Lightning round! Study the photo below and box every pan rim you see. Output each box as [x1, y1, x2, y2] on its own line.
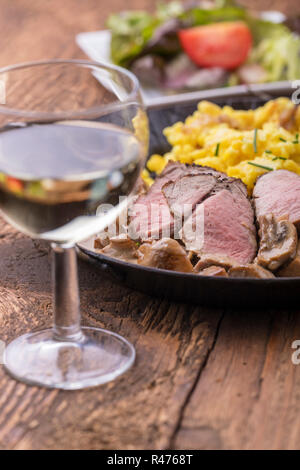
[77, 243, 300, 284]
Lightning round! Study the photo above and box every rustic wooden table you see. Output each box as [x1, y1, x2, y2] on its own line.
[0, 0, 300, 450]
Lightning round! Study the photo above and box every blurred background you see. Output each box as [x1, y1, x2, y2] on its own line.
[0, 0, 299, 66]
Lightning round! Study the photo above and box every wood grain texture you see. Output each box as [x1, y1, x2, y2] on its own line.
[0, 219, 224, 449]
[0, 0, 299, 451]
[173, 309, 300, 450]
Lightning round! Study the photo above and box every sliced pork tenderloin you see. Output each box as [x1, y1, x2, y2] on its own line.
[162, 173, 216, 218]
[128, 162, 185, 240]
[129, 161, 209, 240]
[129, 162, 249, 241]
[130, 162, 256, 265]
[253, 170, 300, 233]
[180, 188, 257, 264]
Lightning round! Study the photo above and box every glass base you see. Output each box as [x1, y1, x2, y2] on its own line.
[3, 327, 135, 390]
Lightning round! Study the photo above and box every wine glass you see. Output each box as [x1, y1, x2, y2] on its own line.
[0, 59, 149, 389]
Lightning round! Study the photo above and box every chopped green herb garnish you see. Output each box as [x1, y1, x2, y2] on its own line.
[265, 150, 272, 154]
[279, 137, 287, 142]
[248, 162, 273, 171]
[293, 133, 299, 144]
[253, 129, 258, 153]
[272, 156, 287, 161]
[214, 142, 220, 157]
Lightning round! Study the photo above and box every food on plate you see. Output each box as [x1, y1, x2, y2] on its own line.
[255, 214, 297, 271]
[180, 187, 256, 263]
[130, 161, 222, 240]
[96, 163, 300, 278]
[228, 264, 275, 279]
[162, 172, 216, 218]
[131, 161, 257, 266]
[253, 170, 300, 232]
[194, 254, 239, 272]
[107, 1, 300, 90]
[137, 238, 194, 272]
[129, 161, 188, 240]
[100, 234, 139, 263]
[145, 98, 300, 192]
[95, 98, 300, 278]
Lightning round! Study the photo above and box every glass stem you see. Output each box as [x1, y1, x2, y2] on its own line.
[51, 243, 83, 341]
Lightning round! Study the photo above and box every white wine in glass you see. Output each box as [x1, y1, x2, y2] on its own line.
[0, 59, 149, 389]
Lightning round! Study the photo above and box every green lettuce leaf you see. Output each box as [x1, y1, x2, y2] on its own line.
[107, 0, 300, 83]
[181, 5, 246, 27]
[107, 11, 159, 66]
[248, 19, 300, 81]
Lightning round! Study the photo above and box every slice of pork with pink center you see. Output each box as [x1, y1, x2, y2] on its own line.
[180, 189, 257, 264]
[128, 162, 185, 240]
[253, 170, 300, 232]
[162, 173, 216, 238]
[162, 173, 216, 217]
[129, 162, 217, 240]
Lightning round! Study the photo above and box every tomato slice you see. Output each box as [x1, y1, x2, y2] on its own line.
[178, 21, 252, 70]
[6, 176, 23, 193]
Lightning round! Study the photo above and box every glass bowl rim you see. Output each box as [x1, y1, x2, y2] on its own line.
[0, 58, 142, 120]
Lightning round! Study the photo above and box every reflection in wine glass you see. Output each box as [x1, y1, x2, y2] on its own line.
[0, 59, 149, 389]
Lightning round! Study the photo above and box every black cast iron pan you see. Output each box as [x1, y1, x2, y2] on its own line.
[78, 82, 300, 307]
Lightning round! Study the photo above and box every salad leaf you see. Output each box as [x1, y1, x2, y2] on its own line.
[143, 18, 182, 58]
[107, 0, 300, 85]
[181, 6, 246, 27]
[156, 1, 184, 22]
[107, 11, 159, 66]
[248, 19, 300, 81]
[107, 1, 244, 66]
[131, 55, 166, 87]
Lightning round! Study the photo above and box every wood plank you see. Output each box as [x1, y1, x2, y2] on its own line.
[173, 308, 300, 450]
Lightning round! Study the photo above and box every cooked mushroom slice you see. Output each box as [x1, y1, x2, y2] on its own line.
[279, 105, 297, 131]
[198, 266, 228, 277]
[137, 238, 194, 273]
[256, 214, 297, 271]
[194, 254, 238, 272]
[278, 243, 300, 277]
[229, 264, 275, 279]
[94, 233, 110, 250]
[101, 234, 139, 263]
[188, 251, 199, 266]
